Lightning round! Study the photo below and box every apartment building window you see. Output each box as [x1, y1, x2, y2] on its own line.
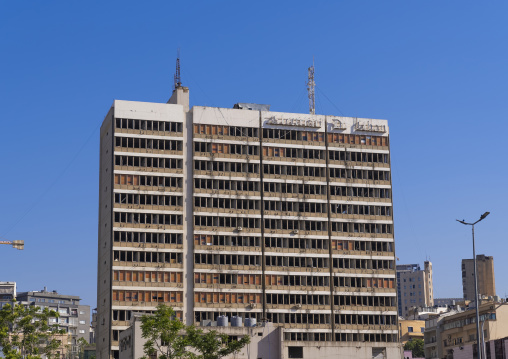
[408, 327, 413, 332]
[116, 118, 182, 133]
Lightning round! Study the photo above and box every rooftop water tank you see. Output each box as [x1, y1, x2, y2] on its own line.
[217, 316, 229, 327]
[231, 316, 242, 327]
[245, 317, 257, 327]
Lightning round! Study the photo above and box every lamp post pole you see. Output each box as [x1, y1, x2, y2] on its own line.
[471, 223, 482, 359]
[457, 212, 490, 359]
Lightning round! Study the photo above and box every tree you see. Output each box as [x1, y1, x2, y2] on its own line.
[140, 304, 188, 359]
[404, 338, 424, 358]
[0, 302, 66, 359]
[140, 305, 251, 359]
[186, 325, 250, 359]
[76, 337, 89, 359]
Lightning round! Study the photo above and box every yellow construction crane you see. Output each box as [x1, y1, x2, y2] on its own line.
[0, 239, 24, 250]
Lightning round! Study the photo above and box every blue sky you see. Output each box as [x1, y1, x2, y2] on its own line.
[1, 1, 507, 309]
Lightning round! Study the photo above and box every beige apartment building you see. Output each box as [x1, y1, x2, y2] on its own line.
[462, 254, 496, 301]
[97, 85, 399, 359]
[424, 301, 508, 359]
[396, 261, 434, 318]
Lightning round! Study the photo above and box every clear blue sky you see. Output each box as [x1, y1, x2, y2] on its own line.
[1, 1, 507, 309]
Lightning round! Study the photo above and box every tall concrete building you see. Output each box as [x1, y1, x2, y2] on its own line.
[462, 254, 495, 301]
[396, 261, 434, 318]
[97, 84, 399, 359]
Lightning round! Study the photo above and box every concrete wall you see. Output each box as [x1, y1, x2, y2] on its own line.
[97, 106, 114, 359]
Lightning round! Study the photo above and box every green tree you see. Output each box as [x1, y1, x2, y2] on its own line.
[0, 302, 66, 359]
[404, 338, 424, 358]
[186, 325, 250, 359]
[76, 337, 89, 359]
[140, 304, 188, 359]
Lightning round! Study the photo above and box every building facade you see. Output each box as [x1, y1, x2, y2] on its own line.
[425, 301, 508, 359]
[434, 298, 464, 307]
[0, 281, 16, 308]
[97, 86, 399, 359]
[398, 319, 425, 344]
[396, 261, 434, 318]
[462, 254, 496, 301]
[17, 288, 91, 356]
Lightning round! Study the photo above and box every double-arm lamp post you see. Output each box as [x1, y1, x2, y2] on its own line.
[456, 211, 490, 359]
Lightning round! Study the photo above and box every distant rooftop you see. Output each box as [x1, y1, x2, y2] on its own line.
[17, 287, 81, 301]
[396, 264, 421, 272]
[233, 103, 271, 111]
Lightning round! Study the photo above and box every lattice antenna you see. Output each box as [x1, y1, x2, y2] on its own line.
[307, 57, 315, 115]
[174, 49, 182, 89]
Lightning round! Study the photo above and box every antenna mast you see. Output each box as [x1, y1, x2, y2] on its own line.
[174, 49, 182, 89]
[307, 58, 315, 115]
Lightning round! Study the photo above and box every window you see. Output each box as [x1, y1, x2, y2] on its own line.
[79, 320, 86, 325]
[421, 327, 425, 333]
[407, 327, 413, 332]
[288, 346, 303, 358]
[79, 330, 85, 334]
[79, 311, 85, 315]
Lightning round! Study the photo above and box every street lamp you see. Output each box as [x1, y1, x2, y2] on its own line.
[456, 211, 490, 359]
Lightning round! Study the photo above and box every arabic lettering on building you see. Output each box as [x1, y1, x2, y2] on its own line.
[265, 117, 322, 128]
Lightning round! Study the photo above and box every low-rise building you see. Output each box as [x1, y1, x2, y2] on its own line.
[399, 319, 425, 344]
[0, 281, 16, 308]
[424, 308, 463, 359]
[119, 313, 401, 359]
[17, 288, 91, 357]
[424, 300, 508, 359]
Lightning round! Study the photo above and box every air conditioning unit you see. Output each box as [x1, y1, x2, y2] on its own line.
[250, 303, 257, 308]
[237, 227, 243, 232]
[295, 304, 302, 309]
[293, 229, 299, 234]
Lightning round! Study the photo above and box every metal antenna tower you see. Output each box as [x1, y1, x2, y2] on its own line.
[174, 49, 182, 89]
[307, 58, 315, 114]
